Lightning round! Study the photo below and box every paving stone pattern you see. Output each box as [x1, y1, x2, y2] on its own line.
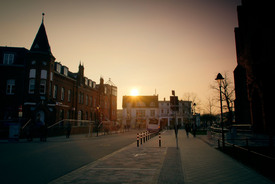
[50, 130, 273, 184]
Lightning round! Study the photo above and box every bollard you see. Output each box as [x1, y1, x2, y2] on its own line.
[137, 133, 139, 147]
[140, 132, 143, 145]
[143, 132, 145, 143]
[159, 132, 161, 147]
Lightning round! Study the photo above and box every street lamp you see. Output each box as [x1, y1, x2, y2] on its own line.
[215, 73, 225, 148]
[193, 103, 196, 115]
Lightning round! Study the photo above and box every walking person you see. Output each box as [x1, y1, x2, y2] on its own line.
[192, 123, 197, 137]
[36, 114, 47, 142]
[66, 122, 72, 138]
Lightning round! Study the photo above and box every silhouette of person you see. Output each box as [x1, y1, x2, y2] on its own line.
[185, 123, 191, 138]
[66, 122, 72, 138]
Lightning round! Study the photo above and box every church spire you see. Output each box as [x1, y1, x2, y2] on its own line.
[30, 13, 53, 55]
[42, 13, 45, 23]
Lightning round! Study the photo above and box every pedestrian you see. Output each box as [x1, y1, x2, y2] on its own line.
[66, 122, 72, 138]
[36, 114, 47, 142]
[192, 123, 197, 137]
[185, 123, 191, 138]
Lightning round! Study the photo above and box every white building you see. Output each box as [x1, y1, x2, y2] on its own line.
[122, 95, 192, 129]
[159, 98, 192, 128]
[122, 95, 159, 128]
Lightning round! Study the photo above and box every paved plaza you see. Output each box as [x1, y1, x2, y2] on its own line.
[49, 130, 273, 184]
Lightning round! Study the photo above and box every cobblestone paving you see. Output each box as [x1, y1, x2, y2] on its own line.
[49, 144, 167, 184]
[50, 130, 274, 184]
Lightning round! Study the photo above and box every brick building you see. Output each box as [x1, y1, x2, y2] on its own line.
[0, 15, 117, 135]
[234, 0, 274, 134]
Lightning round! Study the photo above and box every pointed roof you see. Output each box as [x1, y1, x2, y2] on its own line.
[30, 13, 52, 55]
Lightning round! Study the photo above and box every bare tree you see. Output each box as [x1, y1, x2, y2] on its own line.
[183, 92, 201, 114]
[204, 96, 217, 115]
[210, 72, 235, 124]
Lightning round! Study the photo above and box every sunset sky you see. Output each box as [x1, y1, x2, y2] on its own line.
[0, 0, 241, 111]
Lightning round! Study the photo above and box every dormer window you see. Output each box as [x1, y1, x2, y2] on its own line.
[63, 67, 68, 76]
[85, 78, 88, 86]
[88, 80, 92, 87]
[56, 63, 61, 73]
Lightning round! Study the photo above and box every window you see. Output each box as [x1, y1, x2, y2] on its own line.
[85, 78, 88, 86]
[53, 85, 58, 99]
[150, 110, 155, 117]
[56, 63, 61, 73]
[61, 87, 65, 101]
[79, 92, 84, 104]
[29, 79, 35, 94]
[3, 54, 14, 64]
[68, 89, 71, 102]
[63, 67, 68, 76]
[29, 69, 36, 78]
[6, 79, 15, 94]
[136, 110, 145, 117]
[39, 80, 46, 94]
[136, 101, 145, 107]
[86, 94, 88, 105]
[41, 70, 47, 79]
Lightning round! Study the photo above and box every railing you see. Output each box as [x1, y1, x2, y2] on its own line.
[217, 138, 275, 161]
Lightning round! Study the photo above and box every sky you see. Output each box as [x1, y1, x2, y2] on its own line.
[0, 0, 241, 111]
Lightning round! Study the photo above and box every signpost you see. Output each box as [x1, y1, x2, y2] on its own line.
[170, 90, 179, 149]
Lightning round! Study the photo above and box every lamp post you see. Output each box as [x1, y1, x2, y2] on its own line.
[215, 73, 225, 148]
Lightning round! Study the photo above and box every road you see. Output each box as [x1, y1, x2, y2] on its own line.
[0, 131, 138, 184]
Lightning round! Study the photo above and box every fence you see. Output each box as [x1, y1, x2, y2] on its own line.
[209, 129, 275, 161]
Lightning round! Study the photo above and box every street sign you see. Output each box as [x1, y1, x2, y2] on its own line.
[170, 96, 179, 112]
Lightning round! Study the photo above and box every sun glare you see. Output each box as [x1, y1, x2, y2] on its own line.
[130, 89, 139, 96]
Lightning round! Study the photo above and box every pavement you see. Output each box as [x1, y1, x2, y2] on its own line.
[49, 130, 274, 184]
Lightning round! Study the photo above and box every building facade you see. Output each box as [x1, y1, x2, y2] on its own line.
[159, 98, 192, 128]
[234, 0, 274, 134]
[122, 96, 159, 129]
[0, 16, 117, 134]
[122, 96, 192, 129]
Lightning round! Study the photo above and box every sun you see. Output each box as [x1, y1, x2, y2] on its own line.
[130, 88, 139, 96]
